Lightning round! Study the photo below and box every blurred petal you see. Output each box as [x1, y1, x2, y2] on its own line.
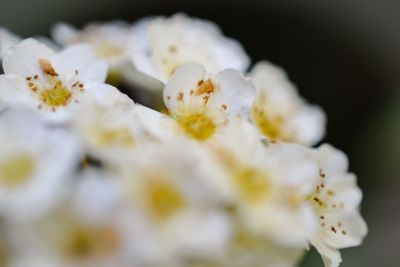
[51, 44, 108, 83]
[3, 38, 55, 78]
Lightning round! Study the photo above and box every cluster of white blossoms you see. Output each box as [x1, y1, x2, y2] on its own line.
[0, 13, 367, 267]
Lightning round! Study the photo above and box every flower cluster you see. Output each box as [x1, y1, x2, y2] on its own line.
[0, 13, 367, 267]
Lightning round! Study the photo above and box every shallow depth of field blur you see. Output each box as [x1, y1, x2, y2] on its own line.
[1, 0, 399, 266]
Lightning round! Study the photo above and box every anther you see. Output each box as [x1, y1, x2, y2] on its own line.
[177, 92, 184, 101]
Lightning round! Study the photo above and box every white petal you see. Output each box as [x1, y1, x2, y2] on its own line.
[250, 61, 300, 111]
[0, 74, 38, 109]
[0, 27, 22, 59]
[51, 22, 79, 45]
[287, 105, 326, 145]
[33, 36, 60, 51]
[131, 13, 250, 83]
[53, 22, 132, 70]
[163, 63, 206, 112]
[51, 44, 108, 83]
[326, 173, 363, 210]
[323, 211, 368, 249]
[316, 144, 349, 175]
[265, 142, 319, 195]
[134, 104, 175, 140]
[310, 235, 342, 267]
[210, 68, 256, 116]
[129, 17, 160, 79]
[250, 203, 316, 247]
[0, 109, 81, 222]
[2, 38, 55, 77]
[76, 81, 130, 107]
[250, 60, 326, 145]
[167, 210, 231, 258]
[38, 82, 125, 124]
[72, 169, 122, 223]
[79, 58, 108, 83]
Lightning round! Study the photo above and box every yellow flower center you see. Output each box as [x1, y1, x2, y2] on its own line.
[234, 167, 271, 203]
[41, 81, 72, 107]
[177, 113, 217, 140]
[234, 229, 260, 248]
[97, 127, 135, 147]
[147, 180, 185, 220]
[283, 188, 303, 209]
[252, 106, 284, 141]
[0, 155, 35, 187]
[95, 43, 125, 59]
[64, 226, 120, 261]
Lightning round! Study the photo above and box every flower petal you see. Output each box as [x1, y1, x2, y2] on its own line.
[131, 13, 250, 83]
[325, 173, 363, 211]
[163, 63, 206, 112]
[310, 235, 342, 267]
[0, 74, 37, 109]
[0, 109, 81, 222]
[0, 27, 22, 59]
[134, 104, 175, 140]
[51, 44, 108, 83]
[51, 22, 79, 45]
[2, 38, 55, 78]
[323, 211, 368, 249]
[250, 61, 326, 145]
[210, 69, 256, 116]
[287, 105, 326, 146]
[316, 144, 349, 175]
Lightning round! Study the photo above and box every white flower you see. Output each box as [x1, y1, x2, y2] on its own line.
[163, 63, 256, 141]
[0, 109, 81, 223]
[307, 144, 368, 267]
[216, 228, 305, 267]
[209, 120, 319, 248]
[250, 61, 326, 145]
[131, 13, 250, 83]
[70, 90, 136, 159]
[70, 91, 175, 163]
[0, 38, 109, 123]
[6, 169, 132, 267]
[52, 21, 133, 78]
[0, 27, 21, 60]
[116, 140, 232, 266]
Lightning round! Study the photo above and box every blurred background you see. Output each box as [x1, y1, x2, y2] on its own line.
[1, 0, 399, 266]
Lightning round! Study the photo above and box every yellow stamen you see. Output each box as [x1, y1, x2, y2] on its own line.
[195, 79, 215, 96]
[97, 127, 135, 147]
[177, 113, 217, 140]
[234, 167, 271, 203]
[147, 180, 185, 220]
[41, 82, 72, 107]
[252, 106, 284, 141]
[234, 230, 259, 248]
[0, 155, 34, 187]
[39, 59, 58, 76]
[64, 226, 120, 260]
